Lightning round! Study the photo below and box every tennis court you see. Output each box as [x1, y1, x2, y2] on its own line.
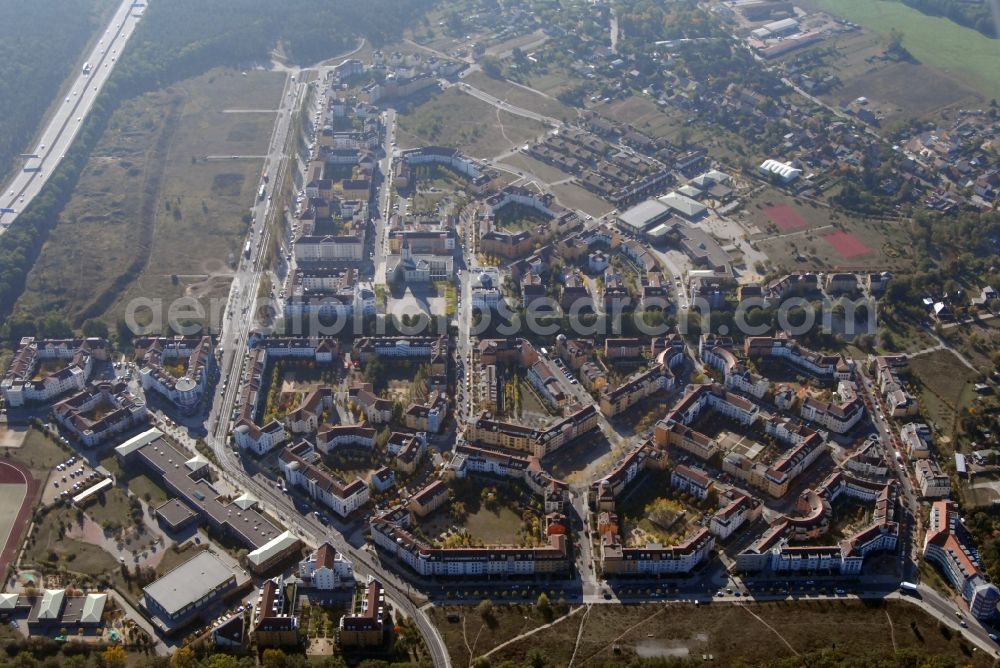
[763, 203, 808, 232]
[823, 230, 873, 259]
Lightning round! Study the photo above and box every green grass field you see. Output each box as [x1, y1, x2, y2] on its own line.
[9, 427, 71, 477]
[155, 542, 209, 576]
[0, 482, 27, 570]
[498, 152, 574, 185]
[25, 506, 120, 579]
[550, 182, 615, 218]
[85, 486, 134, 529]
[124, 473, 170, 505]
[463, 505, 524, 545]
[812, 0, 1000, 100]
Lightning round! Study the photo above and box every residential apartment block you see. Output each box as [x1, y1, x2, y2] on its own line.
[924, 501, 1000, 620]
[915, 459, 951, 498]
[298, 542, 354, 590]
[279, 442, 370, 517]
[135, 336, 213, 414]
[53, 381, 147, 447]
[2, 337, 109, 407]
[467, 405, 600, 459]
[371, 506, 570, 578]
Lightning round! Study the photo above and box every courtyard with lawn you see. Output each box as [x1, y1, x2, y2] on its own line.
[414, 478, 548, 550]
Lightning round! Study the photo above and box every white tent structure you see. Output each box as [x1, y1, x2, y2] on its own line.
[759, 159, 802, 183]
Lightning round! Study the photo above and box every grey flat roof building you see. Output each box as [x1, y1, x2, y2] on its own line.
[142, 551, 237, 629]
[617, 199, 672, 232]
[117, 429, 284, 549]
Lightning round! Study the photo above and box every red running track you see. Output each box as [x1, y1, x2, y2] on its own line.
[0, 459, 37, 580]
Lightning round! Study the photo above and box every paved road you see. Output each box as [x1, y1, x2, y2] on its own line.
[0, 0, 144, 231]
[373, 108, 397, 284]
[449, 80, 559, 128]
[199, 76, 454, 667]
[208, 67, 303, 447]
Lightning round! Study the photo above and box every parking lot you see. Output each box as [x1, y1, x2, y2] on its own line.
[40, 453, 103, 505]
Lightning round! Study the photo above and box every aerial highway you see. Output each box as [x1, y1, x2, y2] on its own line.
[0, 0, 145, 231]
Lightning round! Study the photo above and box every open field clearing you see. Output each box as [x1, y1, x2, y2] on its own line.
[462, 71, 575, 121]
[498, 152, 575, 185]
[909, 349, 978, 446]
[521, 68, 589, 100]
[397, 87, 548, 159]
[15, 68, 284, 329]
[801, 26, 984, 124]
[810, 0, 1000, 101]
[433, 599, 992, 667]
[10, 426, 72, 476]
[551, 183, 615, 218]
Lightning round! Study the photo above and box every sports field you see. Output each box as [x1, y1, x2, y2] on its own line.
[763, 204, 808, 233]
[823, 230, 873, 259]
[0, 461, 34, 578]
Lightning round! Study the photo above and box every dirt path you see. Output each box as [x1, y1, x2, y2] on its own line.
[739, 604, 799, 656]
[477, 605, 585, 661]
[577, 605, 669, 667]
[468, 624, 484, 664]
[460, 616, 472, 664]
[885, 608, 897, 653]
[495, 106, 512, 147]
[566, 604, 592, 668]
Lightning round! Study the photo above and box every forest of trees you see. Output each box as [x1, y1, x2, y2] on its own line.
[0, 0, 435, 335]
[900, 0, 999, 38]
[611, 0, 719, 49]
[0, 0, 114, 185]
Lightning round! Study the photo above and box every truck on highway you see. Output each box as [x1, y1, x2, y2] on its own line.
[262, 170, 269, 183]
[244, 241, 252, 259]
[83, 62, 92, 75]
[258, 184, 266, 201]
[899, 582, 919, 594]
